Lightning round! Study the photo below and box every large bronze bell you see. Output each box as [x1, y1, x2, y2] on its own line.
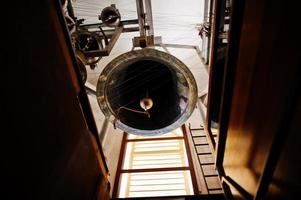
[96, 48, 197, 136]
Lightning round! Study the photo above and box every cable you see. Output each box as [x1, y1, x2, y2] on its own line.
[113, 106, 150, 129]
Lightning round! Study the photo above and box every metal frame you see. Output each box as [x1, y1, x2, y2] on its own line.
[77, 19, 140, 58]
[83, 26, 123, 57]
[79, 19, 139, 31]
[69, 2, 142, 62]
[71, 0, 155, 61]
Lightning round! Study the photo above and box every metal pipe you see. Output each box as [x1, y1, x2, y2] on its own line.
[144, 0, 154, 35]
[136, 0, 146, 36]
[79, 19, 139, 29]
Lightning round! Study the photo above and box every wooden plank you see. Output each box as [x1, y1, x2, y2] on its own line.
[202, 165, 218, 176]
[194, 137, 208, 145]
[182, 125, 200, 194]
[121, 167, 190, 173]
[206, 177, 222, 190]
[196, 145, 211, 154]
[191, 130, 206, 137]
[199, 154, 215, 164]
[127, 136, 184, 142]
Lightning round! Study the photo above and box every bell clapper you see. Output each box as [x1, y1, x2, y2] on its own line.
[139, 98, 153, 118]
[139, 90, 153, 117]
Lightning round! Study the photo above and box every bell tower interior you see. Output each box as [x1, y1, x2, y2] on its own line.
[1, 0, 301, 200]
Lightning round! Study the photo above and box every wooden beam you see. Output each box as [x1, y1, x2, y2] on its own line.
[182, 125, 200, 195]
[120, 167, 190, 173]
[112, 133, 128, 198]
[127, 136, 184, 142]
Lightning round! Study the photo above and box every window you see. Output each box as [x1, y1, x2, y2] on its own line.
[113, 125, 198, 198]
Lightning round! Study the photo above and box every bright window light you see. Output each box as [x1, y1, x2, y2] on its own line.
[117, 128, 195, 198]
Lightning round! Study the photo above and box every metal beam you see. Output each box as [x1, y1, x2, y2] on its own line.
[136, 0, 146, 36]
[123, 27, 140, 33]
[79, 19, 139, 29]
[85, 81, 96, 95]
[160, 43, 200, 49]
[144, 0, 154, 35]
[90, 27, 140, 39]
[158, 43, 204, 67]
[157, 43, 171, 54]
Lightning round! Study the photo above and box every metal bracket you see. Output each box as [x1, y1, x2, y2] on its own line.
[83, 26, 123, 57]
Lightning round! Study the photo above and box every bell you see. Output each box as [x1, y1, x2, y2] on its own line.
[96, 48, 197, 136]
[76, 31, 102, 66]
[99, 4, 121, 27]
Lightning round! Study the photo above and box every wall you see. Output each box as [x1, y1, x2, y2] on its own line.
[87, 89, 124, 197]
[213, 0, 301, 198]
[265, 96, 301, 199]
[1, 1, 109, 199]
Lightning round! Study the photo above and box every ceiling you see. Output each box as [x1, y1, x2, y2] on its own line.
[73, 0, 208, 96]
